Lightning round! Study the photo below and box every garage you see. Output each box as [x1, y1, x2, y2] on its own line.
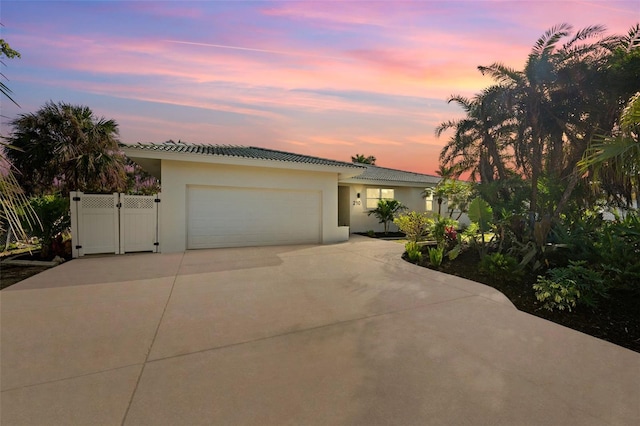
[187, 185, 322, 249]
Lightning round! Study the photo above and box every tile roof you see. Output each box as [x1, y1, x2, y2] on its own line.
[124, 142, 364, 169]
[348, 164, 440, 184]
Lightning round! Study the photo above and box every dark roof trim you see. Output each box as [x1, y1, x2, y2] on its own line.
[122, 142, 364, 169]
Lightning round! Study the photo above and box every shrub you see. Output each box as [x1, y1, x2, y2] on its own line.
[405, 241, 423, 264]
[544, 261, 607, 308]
[432, 217, 458, 246]
[394, 212, 433, 243]
[595, 214, 640, 293]
[22, 194, 70, 258]
[428, 246, 444, 267]
[533, 276, 581, 312]
[479, 252, 522, 282]
[367, 229, 375, 237]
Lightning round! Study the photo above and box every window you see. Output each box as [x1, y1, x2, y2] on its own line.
[366, 188, 394, 209]
[424, 190, 434, 211]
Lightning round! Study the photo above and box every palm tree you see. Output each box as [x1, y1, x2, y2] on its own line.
[477, 24, 636, 223]
[5, 101, 127, 195]
[436, 86, 515, 183]
[351, 154, 376, 165]
[367, 199, 406, 234]
[0, 37, 39, 243]
[580, 92, 640, 207]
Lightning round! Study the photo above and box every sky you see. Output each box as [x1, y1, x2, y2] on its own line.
[1, 1, 638, 175]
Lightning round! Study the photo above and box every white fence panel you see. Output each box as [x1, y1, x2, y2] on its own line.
[120, 194, 159, 254]
[71, 192, 160, 258]
[71, 192, 119, 257]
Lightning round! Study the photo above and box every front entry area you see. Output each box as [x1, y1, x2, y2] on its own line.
[186, 185, 322, 249]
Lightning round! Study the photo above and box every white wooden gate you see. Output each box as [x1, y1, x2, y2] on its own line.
[70, 192, 160, 258]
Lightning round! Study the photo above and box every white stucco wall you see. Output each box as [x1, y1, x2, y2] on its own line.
[160, 160, 346, 252]
[346, 184, 431, 233]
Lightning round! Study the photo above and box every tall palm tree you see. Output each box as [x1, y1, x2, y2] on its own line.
[477, 24, 635, 222]
[436, 86, 515, 184]
[5, 101, 127, 195]
[580, 91, 640, 207]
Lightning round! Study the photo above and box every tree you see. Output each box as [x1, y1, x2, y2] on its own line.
[580, 91, 640, 207]
[0, 36, 39, 244]
[1, 36, 21, 106]
[351, 154, 376, 165]
[436, 86, 515, 183]
[367, 199, 406, 234]
[5, 101, 127, 195]
[440, 24, 640, 227]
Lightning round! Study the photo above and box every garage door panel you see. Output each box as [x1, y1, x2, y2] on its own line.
[187, 186, 321, 249]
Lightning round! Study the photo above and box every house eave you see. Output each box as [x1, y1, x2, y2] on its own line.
[122, 146, 365, 178]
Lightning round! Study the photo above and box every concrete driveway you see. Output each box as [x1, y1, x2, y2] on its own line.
[1, 235, 638, 425]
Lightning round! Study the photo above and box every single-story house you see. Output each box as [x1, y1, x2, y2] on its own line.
[122, 141, 444, 253]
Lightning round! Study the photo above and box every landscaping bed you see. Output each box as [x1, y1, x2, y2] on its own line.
[404, 248, 640, 354]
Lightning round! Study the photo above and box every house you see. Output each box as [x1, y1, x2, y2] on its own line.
[121, 142, 442, 252]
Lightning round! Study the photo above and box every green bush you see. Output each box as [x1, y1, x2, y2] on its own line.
[595, 214, 640, 292]
[479, 252, 522, 282]
[533, 276, 581, 312]
[367, 199, 407, 235]
[428, 246, 444, 267]
[432, 217, 458, 246]
[394, 211, 433, 243]
[23, 194, 70, 258]
[405, 241, 423, 264]
[544, 261, 607, 308]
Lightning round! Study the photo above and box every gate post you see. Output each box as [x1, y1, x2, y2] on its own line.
[70, 191, 83, 258]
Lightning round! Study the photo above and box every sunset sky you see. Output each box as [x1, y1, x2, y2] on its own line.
[1, 1, 638, 175]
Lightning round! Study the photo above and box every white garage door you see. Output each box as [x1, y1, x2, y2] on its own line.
[187, 186, 322, 249]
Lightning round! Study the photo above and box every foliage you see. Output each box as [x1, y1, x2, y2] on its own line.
[367, 199, 406, 235]
[405, 241, 423, 264]
[23, 194, 70, 258]
[533, 276, 581, 312]
[1, 36, 21, 106]
[580, 91, 640, 206]
[479, 252, 522, 282]
[438, 24, 640, 224]
[351, 154, 376, 165]
[5, 101, 127, 195]
[432, 217, 458, 246]
[543, 261, 607, 308]
[428, 245, 444, 268]
[467, 197, 494, 257]
[595, 213, 640, 292]
[394, 211, 433, 243]
[367, 229, 375, 237]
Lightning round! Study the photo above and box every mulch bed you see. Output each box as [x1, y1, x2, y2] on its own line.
[408, 248, 640, 353]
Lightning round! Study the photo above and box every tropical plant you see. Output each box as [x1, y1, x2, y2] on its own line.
[23, 194, 71, 258]
[1, 36, 21, 106]
[367, 199, 406, 235]
[393, 211, 433, 243]
[533, 276, 581, 312]
[404, 241, 423, 264]
[467, 197, 494, 257]
[5, 101, 127, 195]
[580, 91, 640, 207]
[542, 261, 607, 308]
[436, 87, 515, 183]
[479, 252, 522, 282]
[427, 245, 444, 268]
[0, 36, 40, 244]
[351, 154, 376, 165]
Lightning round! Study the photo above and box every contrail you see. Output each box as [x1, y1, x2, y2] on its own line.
[163, 40, 348, 61]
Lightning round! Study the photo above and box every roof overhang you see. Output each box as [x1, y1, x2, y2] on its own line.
[338, 178, 439, 188]
[122, 145, 365, 180]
